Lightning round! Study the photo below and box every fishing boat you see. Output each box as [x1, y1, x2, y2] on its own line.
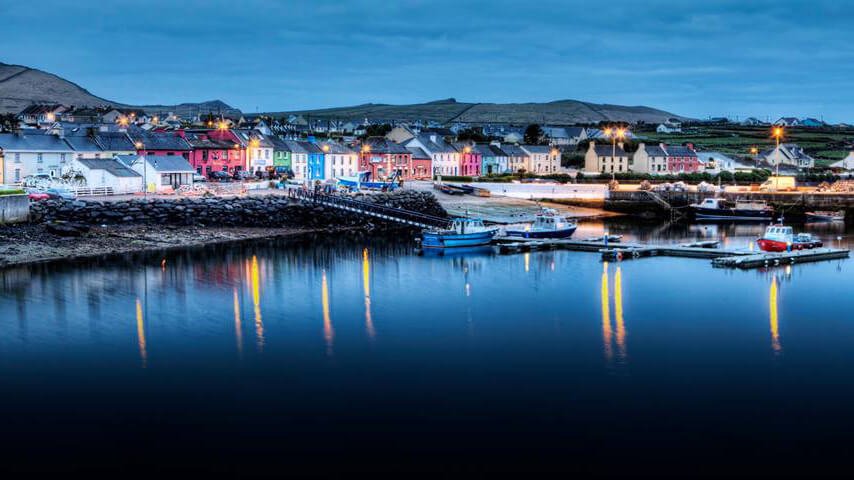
[337, 171, 399, 191]
[757, 224, 823, 252]
[451, 184, 475, 194]
[805, 210, 845, 222]
[463, 185, 492, 197]
[505, 208, 578, 239]
[420, 218, 499, 248]
[689, 197, 774, 220]
[434, 183, 465, 195]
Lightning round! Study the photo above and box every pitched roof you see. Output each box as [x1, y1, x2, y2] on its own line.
[520, 145, 551, 154]
[282, 140, 309, 154]
[76, 158, 141, 177]
[0, 132, 74, 152]
[643, 145, 666, 156]
[127, 128, 192, 151]
[593, 145, 627, 157]
[500, 144, 529, 157]
[363, 137, 410, 154]
[413, 133, 455, 153]
[115, 154, 194, 172]
[661, 145, 697, 158]
[406, 146, 431, 160]
[318, 141, 355, 154]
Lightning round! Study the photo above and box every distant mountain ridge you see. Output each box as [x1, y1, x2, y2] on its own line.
[0, 62, 241, 117]
[266, 97, 690, 125]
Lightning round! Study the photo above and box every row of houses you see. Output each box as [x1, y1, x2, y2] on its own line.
[584, 141, 816, 175]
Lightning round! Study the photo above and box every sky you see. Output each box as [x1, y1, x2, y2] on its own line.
[1, 0, 853, 122]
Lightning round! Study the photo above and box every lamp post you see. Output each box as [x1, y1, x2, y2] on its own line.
[772, 126, 784, 178]
[135, 141, 147, 197]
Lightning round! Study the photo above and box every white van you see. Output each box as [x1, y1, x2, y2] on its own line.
[760, 176, 797, 192]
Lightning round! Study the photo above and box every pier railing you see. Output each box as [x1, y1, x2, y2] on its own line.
[288, 188, 452, 229]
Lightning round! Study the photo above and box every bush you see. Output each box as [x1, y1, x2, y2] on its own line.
[0, 188, 25, 196]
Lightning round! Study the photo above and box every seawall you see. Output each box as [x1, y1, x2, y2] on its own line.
[606, 191, 854, 217]
[0, 194, 29, 224]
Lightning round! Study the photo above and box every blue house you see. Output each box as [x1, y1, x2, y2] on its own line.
[474, 143, 509, 175]
[299, 141, 326, 180]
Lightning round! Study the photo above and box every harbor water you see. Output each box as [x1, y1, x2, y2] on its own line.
[1, 220, 853, 475]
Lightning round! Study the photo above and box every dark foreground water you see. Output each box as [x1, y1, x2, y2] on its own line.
[2, 220, 854, 476]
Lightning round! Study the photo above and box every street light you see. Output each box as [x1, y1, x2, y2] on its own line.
[772, 126, 784, 177]
[135, 141, 148, 197]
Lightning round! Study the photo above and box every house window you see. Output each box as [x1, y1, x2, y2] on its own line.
[37, 153, 43, 163]
[60, 153, 66, 162]
[14, 153, 20, 163]
[14, 169, 20, 182]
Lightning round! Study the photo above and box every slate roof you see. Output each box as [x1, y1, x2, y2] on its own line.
[413, 133, 455, 153]
[183, 131, 235, 149]
[520, 145, 552, 154]
[0, 132, 74, 152]
[115, 154, 194, 172]
[643, 145, 666, 157]
[297, 141, 324, 154]
[127, 128, 192, 151]
[76, 158, 141, 177]
[318, 141, 355, 155]
[283, 140, 309, 154]
[406, 146, 431, 160]
[363, 137, 410, 154]
[663, 145, 698, 158]
[593, 145, 627, 157]
[500, 144, 529, 157]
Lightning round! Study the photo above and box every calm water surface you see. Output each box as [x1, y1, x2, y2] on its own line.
[2, 220, 854, 475]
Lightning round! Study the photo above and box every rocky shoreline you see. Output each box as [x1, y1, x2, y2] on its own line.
[1, 191, 446, 268]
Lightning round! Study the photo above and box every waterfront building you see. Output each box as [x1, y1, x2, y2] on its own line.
[182, 130, 244, 177]
[405, 146, 432, 179]
[233, 130, 274, 175]
[760, 143, 815, 169]
[359, 137, 413, 180]
[452, 142, 482, 177]
[584, 141, 629, 175]
[542, 126, 587, 146]
[632, 143, 668, 174]
[318, 141, 358, 179]
[116, 154, 195, 192]
[500, 144, 531, 173]
[72, 157, 142, 193]
[829, 152, 854, 173]
[128, 129, 192, 159]
[0, 131, 75, 183]
[521, 145, 559, 174]
[299, 141, 326, 180]
[404, 134, 457, 177]
[268, 135, 292, 176]
[475, 143, 509, 175]
[284, 140, 309, 181]
[662, 144, 700, 173]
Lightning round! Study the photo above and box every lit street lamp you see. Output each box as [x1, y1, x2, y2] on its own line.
[603, 127, 627, 180]
[772, 126, 784, 178]
[135, 141, 148, 197]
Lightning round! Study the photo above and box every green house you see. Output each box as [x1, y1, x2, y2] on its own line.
[268, 135, 292, 174]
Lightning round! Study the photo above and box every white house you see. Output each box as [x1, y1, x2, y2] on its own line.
[73, 157, 142, 193]
[761, 143, 815, 169]
[632, 143, 668, 174]
[656, 123, 682, 134]
[542, 126, 588, 146]
[829, 152, 854, 172]
[696, 151, 755, 173]
[405, 134, 458, 177]
[520, 145, 560, 174]
[319, 141, 358, 179]
[284, 140, 309, 181]
[234, 130, 274, 174]
[116, 154, 194, 192]
[0, 131, 75, 184]
[774, 117, 801, 127]
[584, 141, 629, 175]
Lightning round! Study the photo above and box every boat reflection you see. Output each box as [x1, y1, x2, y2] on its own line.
[363, 248, 375, 340]
[600, 263, 627, 363]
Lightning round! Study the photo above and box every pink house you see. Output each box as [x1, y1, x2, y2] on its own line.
[181, 130, 246, 177]
[453, 142, 482, 176]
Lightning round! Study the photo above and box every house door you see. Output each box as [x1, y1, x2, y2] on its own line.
[487, 165, 493, 175]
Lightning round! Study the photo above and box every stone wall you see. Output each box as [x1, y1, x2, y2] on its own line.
[0, 194, 29, 224]
[29, 191, 447, 230]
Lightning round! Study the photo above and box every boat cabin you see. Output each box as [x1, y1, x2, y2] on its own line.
[764, 225, 793, 242]
[449, 218, 490, 234]
[533, 212, 575, 231]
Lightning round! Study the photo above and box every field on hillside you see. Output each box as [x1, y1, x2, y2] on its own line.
[638, 125, 854, 167]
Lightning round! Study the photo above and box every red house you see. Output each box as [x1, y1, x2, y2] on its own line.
[359, 137, 413, 180]
[662, 143, 700, 173]
[405, 146, 432, 179]
[182, 130, 246, 177]
[453, 142, 482, 176]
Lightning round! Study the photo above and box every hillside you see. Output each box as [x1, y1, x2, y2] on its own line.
[0, 62, 241, 116]
[267, 98, 688, 125]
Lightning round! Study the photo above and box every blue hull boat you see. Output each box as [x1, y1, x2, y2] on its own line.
[421, 230, 497, 248]
[505, 225, 577, 239]
[421, 217, 498, 249]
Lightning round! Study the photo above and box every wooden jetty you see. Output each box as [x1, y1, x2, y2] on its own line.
[492, 236, 849, 269]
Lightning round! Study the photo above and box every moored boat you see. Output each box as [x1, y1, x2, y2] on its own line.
[505, 208, 578, 239]
[421, 218, 498, 248]
[757, 224, 823, 252]
[806, 210, 845, 222]
[434, 183, 465, 195]
[689, 198, 774, 221]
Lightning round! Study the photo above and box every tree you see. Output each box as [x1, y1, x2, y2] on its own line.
[0, 113, 20, 132]
[456, 128, 488, 142]
[524, 124, 545, 145]
[363, 123, 392, 138]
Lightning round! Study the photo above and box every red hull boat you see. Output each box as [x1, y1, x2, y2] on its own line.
[757, 225, 823, 252]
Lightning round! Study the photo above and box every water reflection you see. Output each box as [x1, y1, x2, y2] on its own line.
[600, 263, 627, 364]
[233, 287, 243, 357]
[322, 269, 334, 356]
[601, 263, 612, 361]
[251, 255, 264, 353]
[770, 276, 781, 354]
[363, 249, 375, 340]
[135, 298, 147, 368]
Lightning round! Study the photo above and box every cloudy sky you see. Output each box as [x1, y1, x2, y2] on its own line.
[1, 0, 852, 121]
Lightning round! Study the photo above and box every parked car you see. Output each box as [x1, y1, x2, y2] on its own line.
[209, 171, 232, 182]
[233, 170, 253, 181]
[45, 187, 76, 200]
[26, 188, 50, 201]
[192, 173, 207, 183]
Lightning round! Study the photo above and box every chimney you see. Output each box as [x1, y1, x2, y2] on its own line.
[686, 143, 694, 151]
[617, 141, 624, 151]
[587, 141, 595, 151]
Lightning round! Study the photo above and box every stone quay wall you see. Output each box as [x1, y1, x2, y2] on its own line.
[29, 191, 447, 230]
